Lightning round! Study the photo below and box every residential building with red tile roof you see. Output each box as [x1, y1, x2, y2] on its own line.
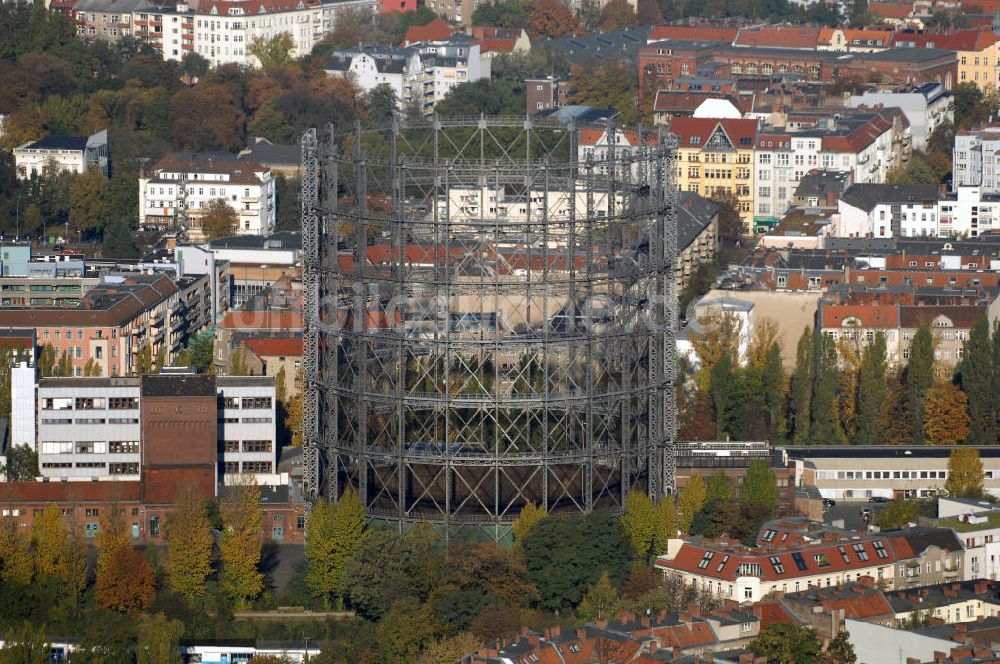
[892, 30, 1000, 90]
[655, 525, 965, 605]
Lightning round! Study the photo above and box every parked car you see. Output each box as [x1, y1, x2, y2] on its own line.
[822, 498, 836, 508]
[869, 496, 891, 504]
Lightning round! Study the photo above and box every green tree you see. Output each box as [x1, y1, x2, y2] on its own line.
[750, 623, 823, 664]
[56, 349, 73, 377]
[416, 634, 480, 664]
[709, 353, 735, 439]
[961, 316, 994, 446]
[992, 321, 1000, 443]
[307, 489, 365, 609]
[677, 475, 706, 534]
[512, 502, 546, 547]
[820, 629, 857, 664]
[907, 325, 935, 445]
[69, 168, 112, 237]
[652, 495, 677, 556]
[365, 83, 398, 124]
[376, 596, 440, 664]
[137, 613, 183, 664]
[134, 345, 153, 375]
[876, 500, 920, 530]
[569, 60, 641, 123]
[0, 624, 49, 664]
[166, 488, 214, 603]
[855, 332, 887, 445]
[103, 218, 140, 259]
[762, 341, 785, 441]
[94, 503, 130, 582]
[706, 471, 734, 503]
[810, 333, 847, 444]
[249, 32, 295, 69]
[521, 510, 628, 612]
[472, 0, 531, 27]
[620, 491, 657, 561]
[577, 570, 619, 621]
[5, 444, 38, 481]
[945, 447, 984, 498]
[37, 344, 56, 378]
[740, 458, 778, 512]
[788, 327, 814, 443]
[219, 478, 264, 609]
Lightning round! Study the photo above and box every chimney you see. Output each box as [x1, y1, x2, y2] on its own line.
[658, 609, 668, 622]
[858, 575, 876, 589]
[641, 616, 651, 628]
[577, 628, 587, 640]
[595, 619, 608, 630]
[687, 602, 702, 617]
[673, 646, 682, 659]
[933, 651, 947, 663]
[974, 580, 988, 595]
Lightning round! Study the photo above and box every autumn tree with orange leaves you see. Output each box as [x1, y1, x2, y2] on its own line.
[527, 0, 578, 38]
[95, 545, 156, 614]
[923, 381, 971, 446]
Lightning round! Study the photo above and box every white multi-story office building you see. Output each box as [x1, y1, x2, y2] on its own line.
[953, 126, 1000, 193]
[13, 130, 109, 180]
[139, 153, 276, 238]
[25, 373, 278, 485]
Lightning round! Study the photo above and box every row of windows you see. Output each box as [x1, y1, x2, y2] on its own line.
[816, 469, 949, 480]
[41, 441, 140, 455]
[222, 440, 273, 453]
[223, 461, 273, 473]
[220, 397, 274, 410]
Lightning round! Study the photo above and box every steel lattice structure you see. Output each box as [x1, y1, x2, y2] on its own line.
[302, 116, 678, 538]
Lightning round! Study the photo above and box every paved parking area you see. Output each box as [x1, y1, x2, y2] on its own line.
[822, 502, 889, 530]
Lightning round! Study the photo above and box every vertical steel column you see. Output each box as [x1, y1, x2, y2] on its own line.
[300, 128, 320, 500]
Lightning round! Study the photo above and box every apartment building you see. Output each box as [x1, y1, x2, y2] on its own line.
[203, 231, 300, 307]
[13, 130, 109, 180]
[126, 0, 376, 66]
[670, 117, 757, 232]
[0, 274, 187, 377]
[754, 110, 910, 232]
[324, 37, 488, 114]
[848, 83, 953, 151]
[74, 0, 152, 42]
[954, 127, 1000, 193]
[23, 372, 278, 485]
[525, 76, 568, 116]
[139, 153, 276, 238]
[836, 183, 1000, 238]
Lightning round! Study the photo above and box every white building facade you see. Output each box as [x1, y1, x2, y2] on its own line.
[139, 154, 276, 237]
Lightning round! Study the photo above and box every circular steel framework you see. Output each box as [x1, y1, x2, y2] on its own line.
[301, 116, 679, 539]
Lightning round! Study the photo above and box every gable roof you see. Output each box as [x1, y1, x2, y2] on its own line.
[734, 26, 822, 49]
[669, 117, 758, 149]
[821, 303, 900, 329]
[240, 336, 303, 357]
[403, 18, 452, 45]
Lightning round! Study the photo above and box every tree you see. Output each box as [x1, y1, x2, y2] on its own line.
[434, 78, 527, 117]
[94, 503, 130, 581]
[855, 332, 887, 445]
[69, 168, 113, 237]
[521, 510, 628, 612]
[992, 321, 1000, 444]
[677, 475, 706, 534]
[166, 487, 214, 603]
[0, 624, 49, 664]
[886, 155, 939, 185]
[284, 369, 304, 446]
[652, 495, 677, 556]
[137, 613, 184, 664]
[762, 341, 786, 441]
[710, 189, 745, 242]
[527, 0, 577, 38]
[249, 32, 295, 69]
[37, 344, 56, 378]
[472, 0, 532, 27]
[740, 459, 778, 512]
[5, 444, 38, 481]
[511, 502, 546, 547]
[710, 353, 736, 439]
[56, 349, 73, 377]
[810, 334, 847, 445]
[305, 499, 339, 607]
[788, 327, 814, 443]
[569, 60, 641, 123]
[95, 544, 156, 614]
[577, 570, 619, 621]
[598, 0, 636, 29]
[31, 505, 68, 580]
[819, 629, 857, 664]
[689, 311, 742, 392]
[945, 447, 984, 498]
[706, 472, 734, 504]
[876, 500, 920, 530]
[621, 491, 657, 561]
[376, 596, 440, 664]
[923, 381, 970, 446]
[907, 325, 935, 445]
[219, 477, 264, 609]
[180, 51, 210, 78]
[750, 623, 823, 664]
[103, 218, 140, 259]
[135, 345, 153, 376]
[82, 357, 102, 376]
[200, 199, 237, 241]
[229, 347, 248, 376]
[0, 517, 34, 587]
[456, 543, 537, 606]
[416, 634, 479, 664]
[365, 83, 398, 124]
[961, 316, 994, 446]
